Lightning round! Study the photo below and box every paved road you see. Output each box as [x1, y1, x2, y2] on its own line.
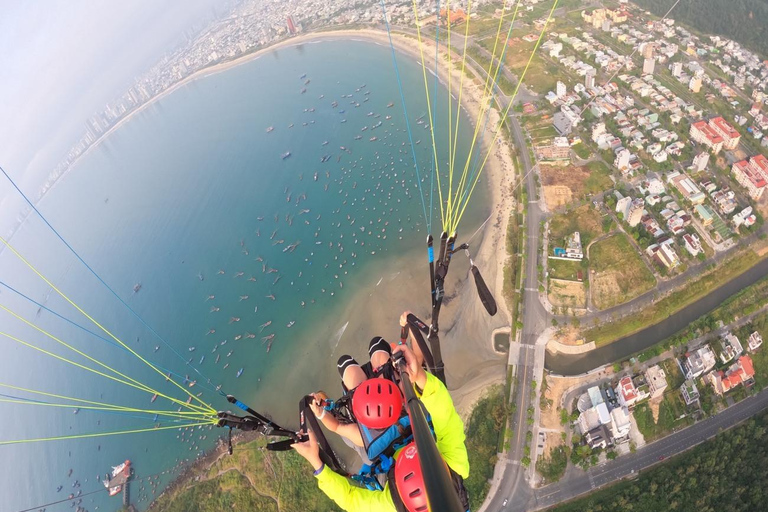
[511, 388, 768, 511]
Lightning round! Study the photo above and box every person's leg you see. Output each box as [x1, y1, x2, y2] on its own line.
[337, 355, 367, 390]
[368, 336, 392, 371]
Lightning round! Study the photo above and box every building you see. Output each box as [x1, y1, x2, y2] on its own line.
[717, 333, 744, 364]
[645, 365, 668, 398]
[614, 148, 631, 171]
[585, 72, 595, 89]
[535, 137, 571, 160]
[707, 355, 755, 395]
[747, 331, 763, 352]
[286, 15, 298, 35]
[564, 231, 584, 259]
[731, 159, 767, 200]
[585, 424, 611, 449]
[439, 8, 467, 25]
[689, 75, 702, 93]
[643, 57, 656, 75]
[626, 198, 645, 227]
[689, 120, 724, 153]
[683, 233, 703, 256]
[578, 402, 611, 433]
[609, 406, 631, 440]
[616, 196, 631, 218]
[616, 375, 649, 409]
[669, 172, 706, 204]
[556, 81, 567, 98]
[671, 61, 683, 77]
[681, 379, 700, 405]
[647, 243, 680, 269]
[692, 152, 710, 172]
[682, 345, 717, 379]
[709, 117, 741, 150]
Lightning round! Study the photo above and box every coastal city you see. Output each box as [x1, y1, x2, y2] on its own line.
[8, 1, 768, 512]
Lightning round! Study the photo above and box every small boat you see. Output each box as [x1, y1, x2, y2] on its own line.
[215, 354, 220, 364]
[299, 73, 307, 79]
[197, 272, 204, 281]
[223, 363, 229, 370]
[154, 345, 160, 352]
[188, 347, 195, 352]
[57, 485, 63, 492]
[387, 102, 394, 108]
[236, 368, 244, 378]
[370, 137, 378, 142]
[322, 140, 329, 146]
[199, 355, 205, 365]
[73, 408, 80, 415]
[188, 380, 196, 388]
[153, 414, 159, 422]
[266, 126, 274, 133]
[150, 394, 158, 403]
[281, 151, 291, 160]
[354, 135, 362, 140]
[287, 321, 295, 328]
[300, 88, 307, 94]
[133, 283, 142, 293]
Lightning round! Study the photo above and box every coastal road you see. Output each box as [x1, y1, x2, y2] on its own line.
[511, 387, 768, 511]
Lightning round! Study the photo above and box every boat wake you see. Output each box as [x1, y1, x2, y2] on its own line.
[330, 321, 349, 352]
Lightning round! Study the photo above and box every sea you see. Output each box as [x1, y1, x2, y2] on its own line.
[0, 39, 489, 511]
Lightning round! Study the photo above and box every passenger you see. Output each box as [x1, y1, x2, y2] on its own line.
[292, 344, 470, 512]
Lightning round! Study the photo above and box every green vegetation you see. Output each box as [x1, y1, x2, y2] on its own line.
[633, 0, 768, 58]
[548, 258, 583, 281]
[572, 143, 591, 160]
[537, 446, 568, 484]
[151, 437, 338, 512]
[583, 161, 613, 196]
[464, 385, 510, 512]
[585, 249, 762, 346]
[552, 409, 768, 512]
[590, 233, 656, 310]
[633, 393, 694, 442]
[549, 204, 603, 247]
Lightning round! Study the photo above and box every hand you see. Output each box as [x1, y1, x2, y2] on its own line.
[291, 429, 323, 471]
[392, 344, 427, 389]
[399, 310, 412, 327]
[309, 392, 327, 418]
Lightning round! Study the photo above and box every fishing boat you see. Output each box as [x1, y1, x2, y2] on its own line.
[133, 283, 142, 293]
[266, 126, 274, 133]
[150, 394, 158, 403]
[387, 102, 394, 108]
[188, 346, 195, 352]
[236, 368, 244, 378]
[281, 151, 291, 160]
[287, 321, 295, 328]
[370, 136, 378, 142]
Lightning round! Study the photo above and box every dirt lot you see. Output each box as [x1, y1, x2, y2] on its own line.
[590, 233, 657, 310]
[552, 325, 584, 345]
[543, 185, 573, 209]
[540, 162, 613, 207]
[548, 278, 586, 308]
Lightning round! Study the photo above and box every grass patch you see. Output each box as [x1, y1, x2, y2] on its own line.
[584, 249, 762, 345]
[465, 385, 510, 512]
[151, 437, 337, 512]
[572, 143, 592, 160]
[537, 446, 568, 484]
[548, 258, 583, 281]
[590, 233, 656, 310]
[584, 160, 613, 196]
[549, 204, 603, 247]
[632, 393, 694, 442]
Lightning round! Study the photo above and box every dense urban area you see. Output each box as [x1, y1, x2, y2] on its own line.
[46, 0, 768, 511]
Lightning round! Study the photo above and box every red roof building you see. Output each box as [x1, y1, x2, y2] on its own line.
[709, 116, 741, 150]
[708, 355, 755, 395]
[690, 120, 724, 153]
[732, 159, 767, 200]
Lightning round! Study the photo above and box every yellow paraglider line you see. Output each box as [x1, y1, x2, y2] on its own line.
[452, 0, 559, 231]
[450, 0, 522, 226]
[0, 420, 217, 446]
[0, 398, 213, 421]
[0, 304, 212, 415]
[0, 234, 215, 414]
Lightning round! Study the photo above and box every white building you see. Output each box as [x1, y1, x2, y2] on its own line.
[681, 379, 700, 405]
[643, 57, 656, 75]
[614, 148, 631, 171]
[692, 152, 710, 172]
[616, 375, 649, 409]
[682, 345, 717, 379]
[747, 331, 763, 352]
[609, 406, 631, 440]
[645, 365, 668, 398]
[556, 80, 567, 98]
[718, 333, 744, 364]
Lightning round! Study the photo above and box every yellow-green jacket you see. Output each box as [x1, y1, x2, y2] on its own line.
[314, 372, 469, 511]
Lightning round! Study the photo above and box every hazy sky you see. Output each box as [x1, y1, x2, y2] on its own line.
[0, 0, 224, 201]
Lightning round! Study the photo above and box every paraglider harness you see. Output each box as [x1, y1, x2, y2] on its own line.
[216, 232, 496, 512]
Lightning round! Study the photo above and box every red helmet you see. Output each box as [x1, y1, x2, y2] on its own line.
[352, 378, 403, 429]
[395, 442, 428, 512]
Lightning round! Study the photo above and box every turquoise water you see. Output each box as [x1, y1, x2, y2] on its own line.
[0, 39, 488, 511]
